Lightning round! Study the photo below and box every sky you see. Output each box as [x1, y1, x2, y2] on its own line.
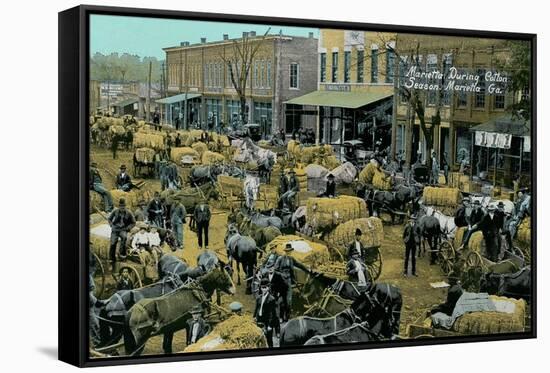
[90, 15, 319, 60]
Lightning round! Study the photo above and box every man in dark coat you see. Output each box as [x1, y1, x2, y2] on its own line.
[346, 252, 370, 289]
[494, 201, 506, 231]
[274, 243, 312, 322]
[194, 203, 211, 249]
[170, 202, 187, 250]
[475, 205, 501, 262]
[147, 192, 165, 228]
[277, 170, 288, 209]
[115, 164, 132, 191]
[90, 162, 113, 212]
[254, 278, 280, 347]
[347, 228, 365, 261]
[402, 218, 418, 277]
[460, 199, 484, 249]
[185, 306, 210, 346]
[431, 272, 464, 316]
[111, 134, 120, 159]
[322, 173, 337, 198]
[116, 267, 134, 290]
[280, 169, 299, 210]
[108, 198, 136, 268]
[454, 198, 470, 228]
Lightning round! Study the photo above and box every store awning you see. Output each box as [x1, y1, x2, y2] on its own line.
[284, 91, 393, 109]
[471, 114, 530, 136]
[156, 93, 201, 105]
[113, 98, 138, 108]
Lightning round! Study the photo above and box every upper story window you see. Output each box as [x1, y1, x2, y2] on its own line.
[320, 53, 327, 83]
[475, 68, 486, 108]
[371, 47, 378, 83]
[357, 50, 364, 83]
[386, 48, 395, 83]
[344, 51, 351, 83]
[290, 63, 299, 89]
[332, 52, 339, 82]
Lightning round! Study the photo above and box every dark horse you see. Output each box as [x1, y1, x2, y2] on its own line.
[414, 206, 441, 264]
[301, 271, 371, 304]
[279, 308, 361, 346]
[224, 224, 258, 293]
[189, 164, 223, 186]
[304, 322, 381, 345]
[123, 264, 236, 355]
[351, 283, 403, 339]
[480, 266, 531, 302]
[95, 275, 183, 348]
[363, 189, 403, 224]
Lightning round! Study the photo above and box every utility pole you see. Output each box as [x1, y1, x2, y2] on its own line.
[146, 61, 152, 122]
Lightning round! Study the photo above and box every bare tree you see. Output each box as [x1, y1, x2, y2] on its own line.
[220, 28, 271, 126]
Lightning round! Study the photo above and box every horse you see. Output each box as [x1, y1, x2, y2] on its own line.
[224, 224, 259, 293]
[304, 322, 380, 345]
[351, 283, 403, 339]
[257, 154, 275, 183]
[364, 189, 404, 224]
[157, 254, 204, 282]
[243, 175, 260, 211]
[123, 264, 236, 355]
[301, 271, 370, 304]
[414, 206, 441, 264]
[480, 266, 531, 301]
[279, 308, 361, 347]
[189, 164, 223, 186]
[161, 182, 219, 229]
[424, 206, 457, 239]
[95, 275, 183, 348]
[230, 208, 283, 230]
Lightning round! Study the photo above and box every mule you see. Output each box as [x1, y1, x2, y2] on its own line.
[480, 266, 531, 301]
[414, 206, 441, 264]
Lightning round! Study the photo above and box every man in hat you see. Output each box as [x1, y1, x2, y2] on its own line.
[147, 191, 165, 228]
[133, 200, 147, 222]
[185, 305, 210, 346]
[194, 202, 211, 249]
[454, 198, 471, 228]
[116, 267, 134, 291]
[460, 199, 484, 249]
[254, 278, 280, 347]
[274, 243, 312, 322]
[346, 251, 371, 288]
[430, 150, 440, 185]
[322, 173, 336, 198]
[430, 272, 463, 316]
[475, 205, 501, 262]
[90, 162, 113, 212]
[347, 228, 365, 261]
[171, 201, 187, 250]
[442, 152, 450, 185]
[108, 198, 136, 268]
[402, 218, 418, 277]
[495, 201, 506, 231]
[115, 164, 133, 191]
[277, 169, 289, 209]
[280, 169, 300, 210]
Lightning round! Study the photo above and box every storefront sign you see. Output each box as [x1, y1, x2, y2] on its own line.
[475, 131, 512, 149]
[325, 84, 351, 92]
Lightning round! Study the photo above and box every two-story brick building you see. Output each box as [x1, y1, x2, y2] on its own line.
[393, 34, 530, 186]
[160, 31, 318, 137]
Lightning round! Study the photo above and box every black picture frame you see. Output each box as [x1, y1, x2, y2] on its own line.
[59, 4, 537, 367]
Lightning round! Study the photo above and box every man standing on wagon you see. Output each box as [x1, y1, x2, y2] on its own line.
[90, 161, 113, 212]
[347, 228, 365, 261]
[108, 198, 135, 270]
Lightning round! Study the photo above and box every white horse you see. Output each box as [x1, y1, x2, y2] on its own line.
[244, 175, 260, 211]
[424, 205, 457, 239]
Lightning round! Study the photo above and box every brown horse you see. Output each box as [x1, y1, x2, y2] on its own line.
[123, 264, 235, 355]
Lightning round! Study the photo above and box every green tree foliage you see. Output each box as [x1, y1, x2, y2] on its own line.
[90, 52, 162, 83]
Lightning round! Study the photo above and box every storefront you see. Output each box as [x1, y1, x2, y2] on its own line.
[156, 93, 202, 129]
[470, 115, 531, 188]
[284, 90, 393, 156]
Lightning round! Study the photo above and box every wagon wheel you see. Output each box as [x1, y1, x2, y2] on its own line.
[365, 246, 382, 281]
[438, 240, 456, 275]
[465, 251, 484, 271]
[92, 253, 105, 298]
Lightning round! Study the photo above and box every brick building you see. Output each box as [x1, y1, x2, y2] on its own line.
[161, 31, 318, 137]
